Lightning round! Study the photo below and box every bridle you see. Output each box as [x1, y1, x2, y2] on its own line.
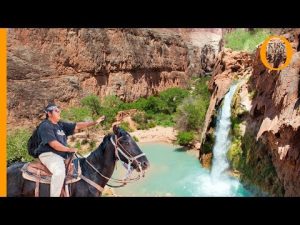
[111, 135, 146, 178]
[76, 134, 146, 190]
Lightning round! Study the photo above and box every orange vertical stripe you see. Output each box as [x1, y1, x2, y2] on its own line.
[0, 29, 7, 197]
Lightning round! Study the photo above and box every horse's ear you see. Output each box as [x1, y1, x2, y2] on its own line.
[113, 125, 120, 136]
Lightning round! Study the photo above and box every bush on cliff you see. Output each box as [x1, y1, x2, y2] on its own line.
[7, 129, 33, 165]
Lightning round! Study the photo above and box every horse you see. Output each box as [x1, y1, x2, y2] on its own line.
[7, 125, 150, 197]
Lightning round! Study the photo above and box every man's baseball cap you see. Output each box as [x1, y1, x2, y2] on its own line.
[44, 103, 59, 113]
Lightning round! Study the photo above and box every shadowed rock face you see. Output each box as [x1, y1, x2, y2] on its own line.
[8, 28, 214, 128]
[249, 29, 300, 196]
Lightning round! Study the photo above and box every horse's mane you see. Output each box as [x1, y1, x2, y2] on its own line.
[86, 133, 113, 162]
[98, 133, 113, 151]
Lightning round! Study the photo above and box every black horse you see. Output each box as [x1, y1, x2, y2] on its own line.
[7, 126, 150, 197]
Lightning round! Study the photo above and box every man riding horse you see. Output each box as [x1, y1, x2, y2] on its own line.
[35, 103, 105, 197]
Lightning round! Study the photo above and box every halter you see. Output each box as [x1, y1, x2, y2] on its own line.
[110, 135, 146, 178]
[77, 134, 147, 190]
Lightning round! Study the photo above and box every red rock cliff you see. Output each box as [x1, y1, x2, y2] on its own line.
[248, 29, 300, 196]
[8, 28, 211, 127]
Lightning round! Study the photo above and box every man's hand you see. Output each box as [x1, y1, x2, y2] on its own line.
[75, 116, 106, 132]
[69, 148, 77, 153]
[96, 115, 106, 125]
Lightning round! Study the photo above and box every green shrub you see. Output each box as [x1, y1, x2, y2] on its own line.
[100, 107, 118, 129]
[175, 77, 210, 133]
[224, 28, 271, 52]
[147, 120, 157, 128]
[61, 107, 92, 122]
[127, 98, 149, 111]
[142, 96, 164, 114]
[132, 112, 156, 130]
[132, 112, 147, 124]
[227, 137, 243, 170]
[152, 113, 174, 127]
[102, 95, 124, 110]
[81, 94, 101, 116]
[133, 136, 139, 142]
[175, 96, 208, 131]
[127, 88, 188, 115]
[158, 88, 189, 114]
[7, 129, 33, 164]
[119, 121, 134, 132]
[193, 77, 211, 99]
[176, 131, 194, 146]
[231, 116, 242, 138]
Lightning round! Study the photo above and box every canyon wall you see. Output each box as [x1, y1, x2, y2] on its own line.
[8, 28, 219, 128]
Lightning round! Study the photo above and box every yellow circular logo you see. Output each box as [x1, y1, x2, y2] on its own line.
[260, 35, 293, 71]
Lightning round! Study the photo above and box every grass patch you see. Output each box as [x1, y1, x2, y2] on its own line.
[224, 29, 271, 52]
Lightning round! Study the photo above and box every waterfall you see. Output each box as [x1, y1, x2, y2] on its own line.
[192, 83, 249, 196]
[211, 83, 239, 179]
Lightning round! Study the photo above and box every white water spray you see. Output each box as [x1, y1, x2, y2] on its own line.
[211, 83, 238, 179]
[193, 83, 248, 196]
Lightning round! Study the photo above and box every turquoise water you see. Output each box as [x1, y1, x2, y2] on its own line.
[112, 142, 253, 197]
[112, 84, 254, 197]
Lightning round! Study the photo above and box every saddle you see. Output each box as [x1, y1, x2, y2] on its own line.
[21, 156, 82, 197]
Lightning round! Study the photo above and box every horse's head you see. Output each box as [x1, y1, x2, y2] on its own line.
[112, 125, 150, 172]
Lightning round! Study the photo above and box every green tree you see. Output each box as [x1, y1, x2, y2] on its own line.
[81, 94, 101, 116]
[158, 88, 189, 114]
[143, 96, 164, 114]
[175, 96, 208, 131]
